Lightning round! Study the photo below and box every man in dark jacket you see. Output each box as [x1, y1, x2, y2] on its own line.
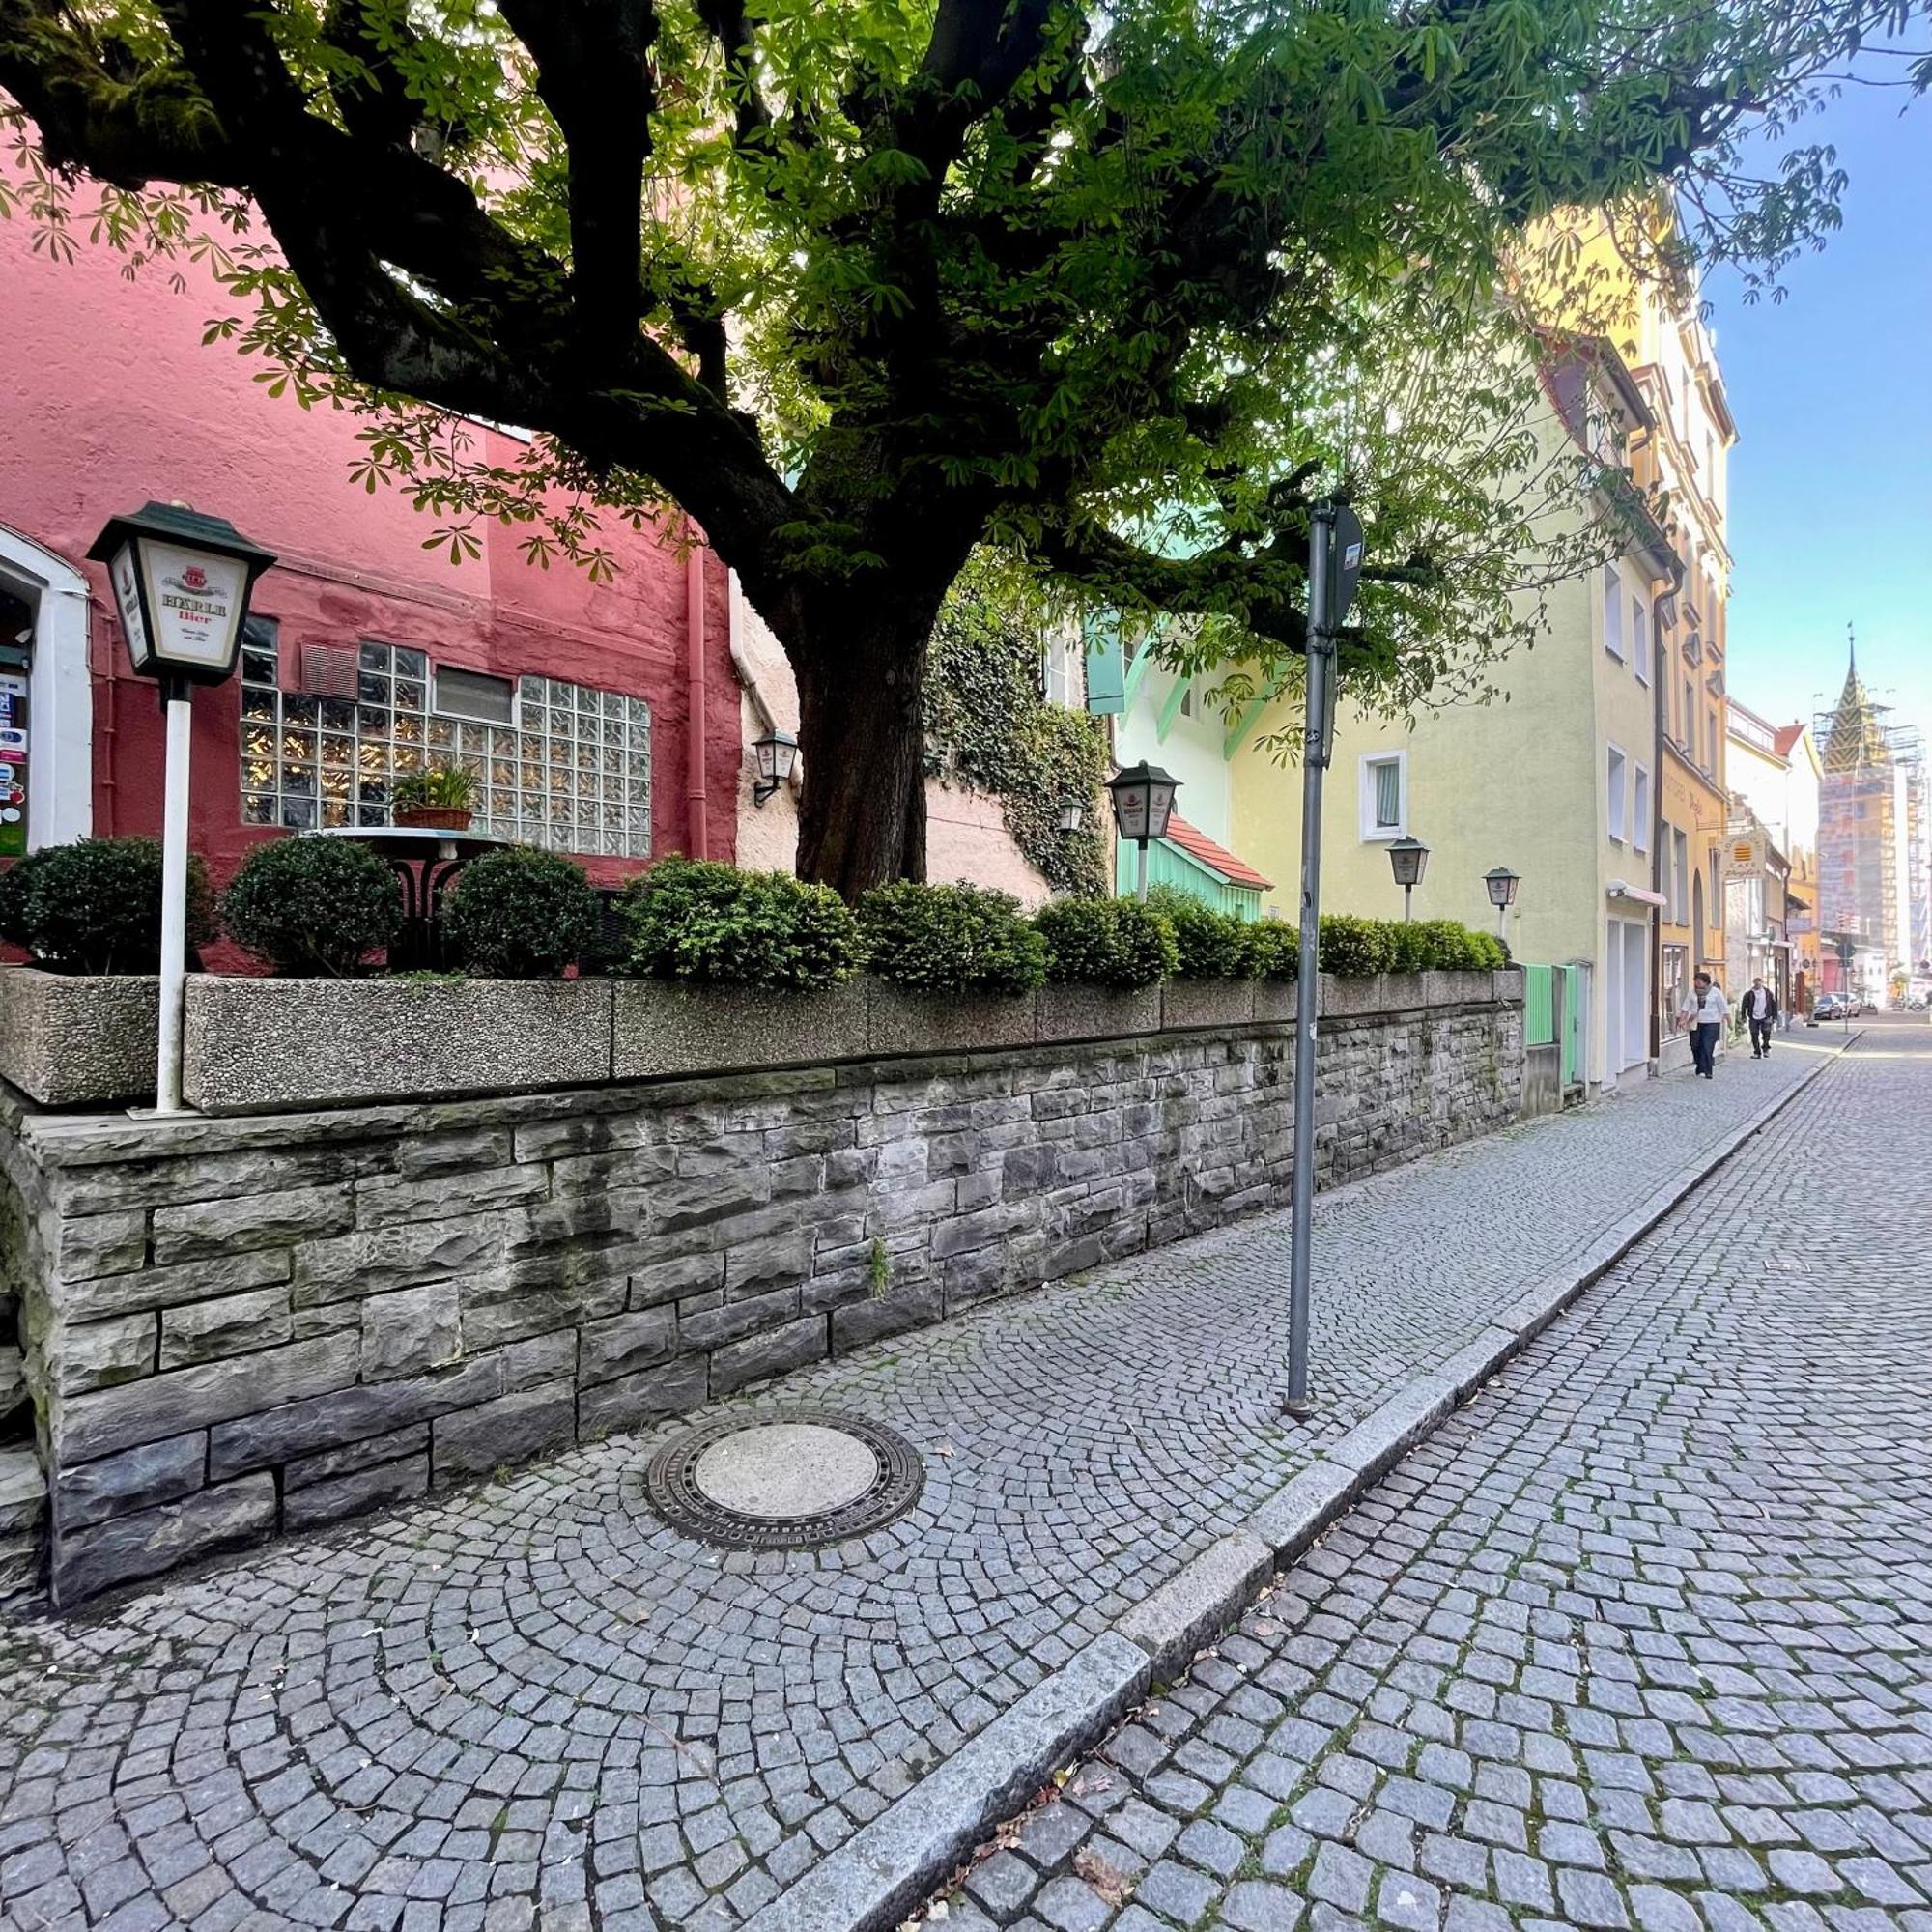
[1744, 977, 1778, 1057]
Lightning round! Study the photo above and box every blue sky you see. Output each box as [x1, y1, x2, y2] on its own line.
[1703, 76, 1932, 742]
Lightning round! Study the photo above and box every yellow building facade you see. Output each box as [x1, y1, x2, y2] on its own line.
[1232, 338, 1680, 1092]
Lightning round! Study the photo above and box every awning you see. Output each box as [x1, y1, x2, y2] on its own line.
[1607, 880, 1667, 907]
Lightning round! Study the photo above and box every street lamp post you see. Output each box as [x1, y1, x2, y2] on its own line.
[1057, 800, 1087, 834]
[1387, 837, 1429, 923]
[1105, 762, 1179, 902]
[1284, 499, 1365, 1421]
[1484, 866, 1520, 948]
[86, 503, 275, 1113]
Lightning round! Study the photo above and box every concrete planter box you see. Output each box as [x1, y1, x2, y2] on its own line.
[1160, 979, 1256, 1032]
[867, 980, 1037, 1055]
[1492, 966, 1526, 1005]
[1321, 973, 1392, 1018]
[1252, 979, 1302, 1026]
[613, 979, 870, 1080]
[0, 967, 156, 1107]
[1037, 982, 1163, 1044]
[183, 977, 614, 1113]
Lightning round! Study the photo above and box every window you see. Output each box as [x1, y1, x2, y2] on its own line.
[241, 639, 653, 855]
[434, 665, 515, 725]
[1041, 632, 1076, 709]
[1603, 563, 1624, 660]
[1359, 752, 1406, 840]
[1706, 709, 1718, 775]
[1683, 679, 1695, 756]
[1633, 766, 1651, 854]
[1673, 828, 1690, 923]
[1632, 597, 1649, 683]
[1179, 683, 1194, 718]
[1606, 744, 1628, 841]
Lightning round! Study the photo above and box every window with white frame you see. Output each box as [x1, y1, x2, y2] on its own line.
[1673, 828, 1690, 923]
[1632, 595, 1649, 683]
[1603, 563, 1624, 659]
[1633, 765, 1651, 854]
[1041, 630, 1076, 708]
[1359, 752, 1406, 840]
[1606, 743, 1628, 841]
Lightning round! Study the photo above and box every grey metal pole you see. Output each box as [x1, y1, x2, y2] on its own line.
[1285, 504, 1336, 1419]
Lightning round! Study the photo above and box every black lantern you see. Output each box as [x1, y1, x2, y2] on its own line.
[751, 728, 799, 807]
[1387, 837, 1429, 922]
[87, 501, 275, 689]
[1057, 800, 1086, 834]
[1484, 865, 1520, 942]
[1105, 761, 1179, 844]
[1106, 761, 1179, 903]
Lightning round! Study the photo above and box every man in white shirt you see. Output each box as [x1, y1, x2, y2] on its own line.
[1679, 972, 1728, 1079]
[1743, 977, 1778, 1057]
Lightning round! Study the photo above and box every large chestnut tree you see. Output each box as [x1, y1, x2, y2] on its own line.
[1, 0, 1920, 892]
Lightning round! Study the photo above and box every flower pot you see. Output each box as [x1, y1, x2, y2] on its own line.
[0, 966, 157, 1106]
[394, 806, 472, 832]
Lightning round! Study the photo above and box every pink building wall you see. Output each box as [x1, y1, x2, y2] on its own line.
[0, 191, 738, 900]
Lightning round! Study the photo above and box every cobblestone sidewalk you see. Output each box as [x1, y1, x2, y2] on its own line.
[0, 1041, 1834, 1932]
[927, 1022, 1930, 1932]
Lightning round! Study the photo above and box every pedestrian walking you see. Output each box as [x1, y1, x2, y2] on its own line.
[1744, 977, 1778, 1058]
[1679, 972, 1728, 1079]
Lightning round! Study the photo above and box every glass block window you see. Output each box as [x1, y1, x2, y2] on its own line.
[240, 632, 653, 855]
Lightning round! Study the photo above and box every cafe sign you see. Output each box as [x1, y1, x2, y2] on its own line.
[87, 501, 275, 687]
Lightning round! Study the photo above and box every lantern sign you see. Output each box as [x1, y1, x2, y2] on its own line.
[87, 502, 276, 687]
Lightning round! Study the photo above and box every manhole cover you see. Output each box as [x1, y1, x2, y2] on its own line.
[643, 1409, 925, 1550]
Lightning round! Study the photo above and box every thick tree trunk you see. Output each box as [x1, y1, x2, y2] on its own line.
[792, 602, 936, 898]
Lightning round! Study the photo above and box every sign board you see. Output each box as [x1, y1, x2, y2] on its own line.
[1113, 788, 1149, 841]
[140, 541, 248, 670]
[1328, 505, 1366, 630]
[1723, 828, 1764, 881]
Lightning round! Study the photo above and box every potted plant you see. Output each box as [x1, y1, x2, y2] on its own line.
[390, 764, 478, 832]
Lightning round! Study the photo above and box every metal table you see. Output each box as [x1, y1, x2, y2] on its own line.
[316, 825, 511, 969]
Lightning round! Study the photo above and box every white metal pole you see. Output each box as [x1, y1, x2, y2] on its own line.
[1137, 838, 1150, 904]
[156, 688, 192, 1114]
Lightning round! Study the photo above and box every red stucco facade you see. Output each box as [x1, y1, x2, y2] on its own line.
[0, 191, 738, 899]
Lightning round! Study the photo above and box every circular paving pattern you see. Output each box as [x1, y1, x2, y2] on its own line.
[644, 1406, 925, 1549]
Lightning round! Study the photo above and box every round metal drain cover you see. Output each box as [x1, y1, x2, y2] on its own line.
[644, 1409, 925, 1550]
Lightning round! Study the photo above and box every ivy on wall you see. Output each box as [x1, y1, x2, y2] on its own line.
[922, 559, 1110, 897]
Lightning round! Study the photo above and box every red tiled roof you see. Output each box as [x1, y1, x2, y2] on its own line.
[1773, 723, 1805, 757]
[1163, 813, 1274, 893]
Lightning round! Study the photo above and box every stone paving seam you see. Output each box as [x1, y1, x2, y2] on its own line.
[739, 1034, 1858, 1932]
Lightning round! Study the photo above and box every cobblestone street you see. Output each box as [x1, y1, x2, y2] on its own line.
[930, 1021, 1932, 1932]
[0, 1033, 1860, 1932]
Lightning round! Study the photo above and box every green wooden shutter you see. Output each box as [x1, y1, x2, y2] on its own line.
[1085, 612, 1126, 715]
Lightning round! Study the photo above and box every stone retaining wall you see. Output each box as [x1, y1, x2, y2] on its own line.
[2, 980, 1521, 1606]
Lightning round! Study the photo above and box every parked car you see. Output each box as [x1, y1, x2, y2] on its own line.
[1810, 992, 1847, 1024]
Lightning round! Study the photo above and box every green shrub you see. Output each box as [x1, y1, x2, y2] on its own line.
[1034, 895, 1179, 990]
[619, 855, 859, 991]
[1317, 913, 1398, 977]
[2, 838, 215, 974]
[1383, 919, 1507, 971]
[1464, 928, 1508, 969]
[223, 836, 403, 976]
[857, 881, 1048, 996]
[443, 847, 602, 979]
[1243, 920, 1301, 981]
[0, 849, 51, 950]
[1144, 885, 1253, 980]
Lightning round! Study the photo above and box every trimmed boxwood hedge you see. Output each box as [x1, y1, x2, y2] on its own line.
[1034, 895, 1179, 990]
[222, 836, 403, 977]
[856, 881, 1048, 996]
[444, 847, 603, 979]
[1, 837, 217, 975]
[618, 855, 860, 991]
